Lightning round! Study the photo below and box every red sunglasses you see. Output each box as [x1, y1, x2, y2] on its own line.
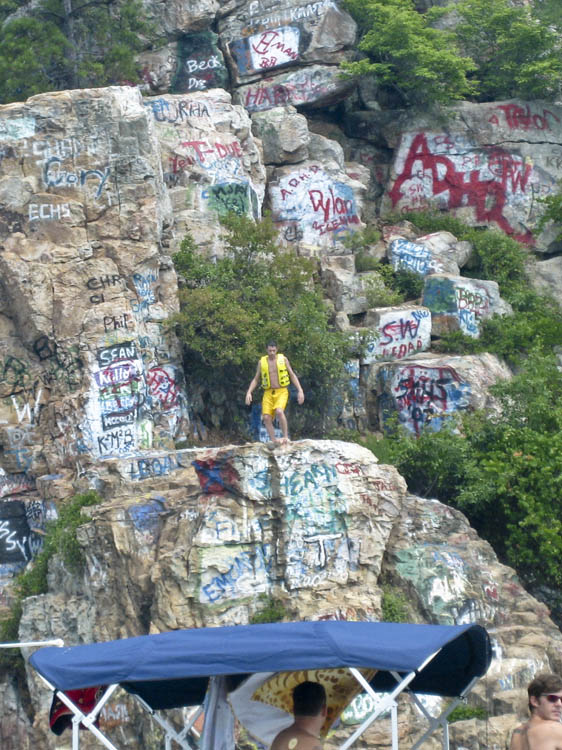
[542, 694, 562, 703]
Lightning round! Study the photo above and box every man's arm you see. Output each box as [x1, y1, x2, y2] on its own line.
[284, 358, 304, 405]
[245, 361, 261, 405]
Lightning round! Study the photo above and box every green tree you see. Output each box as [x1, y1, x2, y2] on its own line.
[0, 0, 151, 103]
[341, 0, 476, 106]
[537, 180, 562, 244]
[173, 214, 351, 438]
[452, 0, 562, 101]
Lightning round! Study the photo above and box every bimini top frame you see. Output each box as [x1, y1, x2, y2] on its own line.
[28, 620, 492, 750]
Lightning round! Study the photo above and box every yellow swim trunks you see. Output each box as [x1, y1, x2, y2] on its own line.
[262, 387, 289, 417]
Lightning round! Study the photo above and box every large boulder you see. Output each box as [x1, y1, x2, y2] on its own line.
[346, 100, 562, 250]
[423, 274, 513, 338]
[218, 0, 356, 87]
[369, 352, 512, 433]
[0, 87, 190, 476]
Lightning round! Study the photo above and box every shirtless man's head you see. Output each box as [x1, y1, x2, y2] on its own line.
[511, 673, 562, 750]
[270, 681, 327, 750]
[528, 674, 562, 717]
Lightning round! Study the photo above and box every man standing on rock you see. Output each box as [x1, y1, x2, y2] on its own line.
[245, 341, 304, 444]
[511, 673, 562, 750]
[270, 681, 326, 750]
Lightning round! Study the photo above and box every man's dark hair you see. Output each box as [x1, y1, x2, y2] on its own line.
[266, 340, 277, 349]
[293, 681, 326, 717]
[528, 673, 562, 712]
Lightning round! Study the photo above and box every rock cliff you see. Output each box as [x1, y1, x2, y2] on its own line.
[1, 0, 562, 747]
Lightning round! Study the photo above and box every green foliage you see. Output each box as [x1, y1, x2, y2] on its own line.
[364, 272, 404, 308]
[537, 180, 562, 244]
[16, 490, 100, 599]
[363, 422, 471, 503]
[397, 212, 562, 363]
[250, 595, 286, 624]
[0, 491, 100, 680]
[452, 0, 562, 101]
[0, 0, 151, 102]
[362, 353, 562, 596]
[358, 256, 423, 307]
[381, 588, 409, 622]
[343, 0, 561, 107]
[447, 704, 488, 723]
[341, 0, 476, 106]
[391, 267, 424, 300]
[173, 215, 351, 437]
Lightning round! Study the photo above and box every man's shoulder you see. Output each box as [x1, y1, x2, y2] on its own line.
[271, 727, 322, 750]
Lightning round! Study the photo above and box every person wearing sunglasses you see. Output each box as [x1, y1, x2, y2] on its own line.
[511, 673, 562, 750]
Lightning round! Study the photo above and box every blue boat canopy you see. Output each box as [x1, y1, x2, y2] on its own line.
[30, 620, 491, 712]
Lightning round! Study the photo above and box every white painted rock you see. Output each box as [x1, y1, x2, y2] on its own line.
[361, 305, 432, 364]
[268, 160, 366, 252]
[387, 237, 460, 276]
[144, 90, 266, 254]
[219, 0, 356, 86]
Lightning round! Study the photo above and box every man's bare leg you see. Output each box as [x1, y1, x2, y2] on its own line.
[275, 408, 289, 444]
[263, 414, 280, 443]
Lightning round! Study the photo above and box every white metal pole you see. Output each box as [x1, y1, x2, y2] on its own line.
[391, 701, 398, 750]
[0, 639, 64, 648]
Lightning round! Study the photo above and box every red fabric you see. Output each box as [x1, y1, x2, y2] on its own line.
[49, 686, 106, 735]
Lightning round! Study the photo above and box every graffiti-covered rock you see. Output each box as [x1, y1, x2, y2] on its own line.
[361, 305, 432, 364]
[234, 64, 356, 113]
[15, 439, 562, 750]
[0, 87, 190, 478]
[218, 0, 356, 87]
[269, 159, 366, 252]
[347, 100, 562, 250]
[18, 440, 405, 639]
[387, 237, 460, 276]
[144, 90, 266, 253]
[172, 31, 229, 93]
[423, 274, 513, 338]
[383, 493, 562, 735]
[370, 352, 512, 434]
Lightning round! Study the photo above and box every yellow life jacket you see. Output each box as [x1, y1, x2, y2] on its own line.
[260, 353, 290, 389]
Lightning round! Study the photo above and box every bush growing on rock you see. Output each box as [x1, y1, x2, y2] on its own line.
[343, 0, 562, 107]
[172, 214, 351, 439]
[341, 0, 476, 107]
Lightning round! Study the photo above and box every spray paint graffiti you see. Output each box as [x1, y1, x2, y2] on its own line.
[379, 363, 471, 435]
[388, 132, 545, 244]
[363, 309, 431, 364]
[0, 499, 47, 567]
[281, 462, 358, 589]
[193, 456, 240, 495]
[489, 103, 560, 132]
[241, 67, 345, 113]
[173, 32, 229, 93]
[423, 276, 495, 338]
[144, 97, 212, 122]
[231, 26, 300, 75]
[199, 544, 272, 604]
[271, 165, 360, 246]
